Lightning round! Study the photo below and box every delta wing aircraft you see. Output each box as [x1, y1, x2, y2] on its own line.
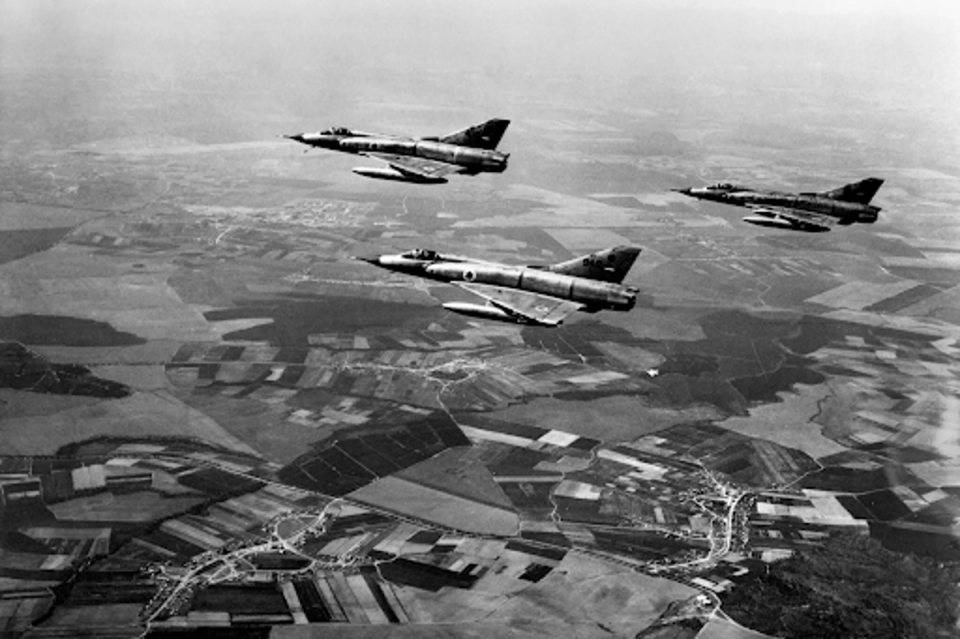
[284, 119, 510, 183]
[358, 246, 642, 326]
[673, 177, 884, 232]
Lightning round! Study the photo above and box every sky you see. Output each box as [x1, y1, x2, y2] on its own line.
[0, 1, 957, 150]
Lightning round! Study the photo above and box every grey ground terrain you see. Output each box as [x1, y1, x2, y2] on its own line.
[1, 1, 958, 637]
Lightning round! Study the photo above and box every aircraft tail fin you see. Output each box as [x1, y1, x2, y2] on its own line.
[438, 119, 510, 150]
[820, 177, 884, 204]
[547, 246, 642, 284]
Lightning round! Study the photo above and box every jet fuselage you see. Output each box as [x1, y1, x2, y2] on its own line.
[290, 132, 508, 173]
[681, 187, 880, 223]
[366, 252, 636, 312]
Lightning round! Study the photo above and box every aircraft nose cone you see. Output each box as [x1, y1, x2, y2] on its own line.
[354, 255, 380, 265]
[283, 133, 305, 143]
[672, 187, 692, 195]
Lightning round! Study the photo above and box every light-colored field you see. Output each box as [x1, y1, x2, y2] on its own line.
[885, 254, 960, 269]
[908, 460, 960, 487]
[583, 306, 709, 342]
[588, 192, 692, 207]
[593, 342, 665, 373]
[388, 551, 695, 637]
[0, 577, 60, 591]
[31, 341, 181, 366]
[0, 594, 53, 636]
[719, 383, 847, 460]
[805, 280, 921, 310]
[0, 550, 48, 572]
[348, 476, 519, 537]
[898, 285, 960, 318]
[822, 309, 960, 340]
[176, 390, 326, 464]
[49, 491, 204, 522]
[87, 364, 171, 390]
[396, 447, 514, 510]
[638, 261, 767, 309]
[544, 228, 633, 250]
[497, 552, 695, 635]
[29, 603, 142, 635]
[696, 615, 775, 638]
[456, 185, 639, 228]
[618, 245, 673, 279]
[0, 246, 229, 341]
[490, 396, 721, 442]
[0, 390, 260, 457]
[0, 389, 100, 420]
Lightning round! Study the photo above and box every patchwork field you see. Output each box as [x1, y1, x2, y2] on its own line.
[2, 3, 958, 637]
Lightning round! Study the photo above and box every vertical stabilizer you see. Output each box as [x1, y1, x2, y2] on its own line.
[821, 177, 884, 204]
[438, 119, 510, 150]
[547, 246, 642, 284]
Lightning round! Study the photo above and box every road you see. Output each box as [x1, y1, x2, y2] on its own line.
[136, 449, 751, 623]
[144, 502, 334, 623]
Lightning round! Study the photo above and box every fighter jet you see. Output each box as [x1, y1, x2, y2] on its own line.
[673, 177, 884, 232]
[358, 246, 642, 326]
[284, 119, 510, 184]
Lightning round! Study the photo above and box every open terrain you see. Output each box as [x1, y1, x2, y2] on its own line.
[1, 2, 958, 638]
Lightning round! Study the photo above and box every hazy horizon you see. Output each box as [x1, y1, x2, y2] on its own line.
[2, 0, 957, 167]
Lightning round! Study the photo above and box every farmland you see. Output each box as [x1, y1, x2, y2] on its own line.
[2, 3, 959, 637]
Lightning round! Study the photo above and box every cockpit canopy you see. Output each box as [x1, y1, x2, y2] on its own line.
[321, 126, 352, 136]
[402, 248, 439, 261]
[709, 182, 737, 190]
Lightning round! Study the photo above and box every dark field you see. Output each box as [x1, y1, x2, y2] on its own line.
[504, 539, 567, 562]
[0, 532, 50, 554]
[249, 553, 310, 570]
[0, 315, 145, 347]
[498, 481, 557, 512]
[0, 341, 130, 397]
[377, 556, 478, 592]
[292, 579, 332, 622]
[395, 446, 515, 510]
[857, 489, 913, 521]
[277, 415, 468, 495]
[800, 466, 909, 493]
[0, 227, 74, 265]
[664, 310, 827, 406]
[863, 283, 947, 314]
[519, 530, 572, 548]
[208, 295, 440, 346]
[479, 445, 553, 477]
[835, 495, 874, 520]
[177, 467, 264, 498]
[723, 534, 960, 638]
[135, 530, 204, 561]
[884, 266, 960, 287]
[591, 529, 700, 561]
[522, 320, 646, 359]
[456, 414, 545, 441]
[554, 496, 621, 525]
[730, 358, 824, 405]
[193, 583, 289, 614]
[651, 374, 745, 414]
[868, 522, 960, 561]
[782, 315, 937, 356]
[905, 498, 960, 528]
